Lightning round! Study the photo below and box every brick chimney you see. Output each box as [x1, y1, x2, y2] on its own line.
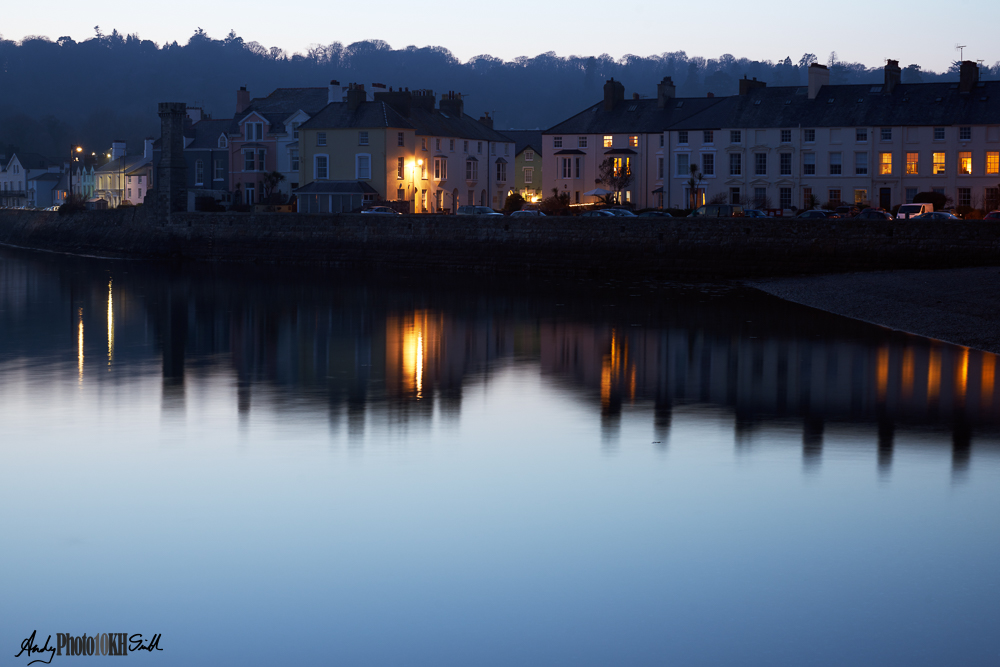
[604, 78, 625, 111]
[807, 63, 829, 100]
[959, 60, 980, 93]
[738, 76, 766, 95]
[374, 88, 412, 117]
[479, 112, 493, 129]
[346, 83, 366, 111]
[236, 86, 250, 114]
[328, 79, 340, 104]
[884, 59, 901, 93]
[440, 91, 464, 117]
[656, 76, 676, 108]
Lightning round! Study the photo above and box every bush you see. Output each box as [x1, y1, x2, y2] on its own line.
[502, 193, 526, 213]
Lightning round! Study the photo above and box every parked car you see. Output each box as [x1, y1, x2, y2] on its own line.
[896, 203, 934, 220]
[509, 210, 546, 217]
[361, 206, 401, 215]
[796, 210, 839, 219]
[913, 211, 960, 221]
[835, 205, 861, 218]
[984, 211, 1000, 220]
[604, 208, 637, 217]
[637, 210, 673, 217]
[456, 205, 502, 216]
[688, 204, 745, 218]
[857, 208, 894, 220]
[742, 209, 767, 218]
[579, 209, 615, 217]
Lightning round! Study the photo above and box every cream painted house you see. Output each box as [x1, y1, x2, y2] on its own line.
[297, 84, 514, 213]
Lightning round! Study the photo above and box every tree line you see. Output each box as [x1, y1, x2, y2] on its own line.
[1, 28, 995, 162]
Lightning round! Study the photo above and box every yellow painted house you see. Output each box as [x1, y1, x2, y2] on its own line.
[297, 83, 514, 213]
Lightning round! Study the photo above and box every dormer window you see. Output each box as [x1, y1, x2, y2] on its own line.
[218, 135, 228, 148]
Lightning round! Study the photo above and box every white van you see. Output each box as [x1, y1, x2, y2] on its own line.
[897, 203, 933, 219]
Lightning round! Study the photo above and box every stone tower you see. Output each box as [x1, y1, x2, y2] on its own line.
[157, 102, 187, 214]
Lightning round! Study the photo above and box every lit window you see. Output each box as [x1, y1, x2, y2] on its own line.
[397, 157, 404, 179]
[906, 153, 918, 175]
[629, 135, 638, 147]
[933, 153, 946, 174]
[603, 135, 613, 148]
[880, 153, 892, 175]
[987, 152, 1000, 175]
[854, 189, 867, 205]
[958, 152, 972, 175]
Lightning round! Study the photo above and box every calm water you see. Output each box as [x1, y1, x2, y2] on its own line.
[1, 247, 998, 666]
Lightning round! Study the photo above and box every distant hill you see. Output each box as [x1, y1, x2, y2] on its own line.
[1, 29, 991, 161]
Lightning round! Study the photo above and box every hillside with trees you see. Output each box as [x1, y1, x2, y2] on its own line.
[1, 27, 995, 161]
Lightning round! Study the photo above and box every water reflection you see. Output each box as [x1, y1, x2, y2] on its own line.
[1, 247, 998, 476]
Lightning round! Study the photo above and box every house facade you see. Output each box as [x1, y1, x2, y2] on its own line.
[297, 84, 515, 213]
[94, 140, 154, 207]
[503, 130, 544, 203]
[1, 153, 57, 208]
[546, 62, 1000, 213]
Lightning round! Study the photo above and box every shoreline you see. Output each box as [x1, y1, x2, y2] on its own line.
[747, 267, 1000, 354]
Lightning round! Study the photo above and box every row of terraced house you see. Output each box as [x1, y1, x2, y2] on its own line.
[159, 59, 998, 214]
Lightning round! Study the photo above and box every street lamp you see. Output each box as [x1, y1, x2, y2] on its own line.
[69, 145, 82, 204]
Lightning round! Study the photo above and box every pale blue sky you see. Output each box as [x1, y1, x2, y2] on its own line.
[3, 0, 996, 73]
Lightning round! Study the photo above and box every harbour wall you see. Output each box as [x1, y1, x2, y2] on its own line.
[1, 208, 999, 278]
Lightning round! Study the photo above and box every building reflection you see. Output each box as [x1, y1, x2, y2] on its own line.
[1, 246, 998, 476]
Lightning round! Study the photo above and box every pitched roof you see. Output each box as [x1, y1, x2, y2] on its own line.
[544, 97, 725, 135]
[502, 130, 543, 156]
[715, 81, 1000, 129]
[29, 172, 61, 182]
[246, 88, 330, 116]
[406, 108, 513, 143]
[95, 155, 151, 174]
[184, 118, 238, 149]
[299, 101, 414, 131]
[9, 152, 50, 170]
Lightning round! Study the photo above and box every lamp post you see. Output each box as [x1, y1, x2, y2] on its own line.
[69, 145, 82, 205]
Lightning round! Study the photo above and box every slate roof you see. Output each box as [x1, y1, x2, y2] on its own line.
[299, 101, 414, 131]
[407, 108, 512, 143]
[95, 155, 151, 174]
[709, 81, 1000, 129]
[184, 118, 238, 149]
[242, 88, 332, 134]
[29, 172, 61, 182]
[502, 130, 543, 156]
[544, 97, 726, 135]
[9, 153, 51, 170]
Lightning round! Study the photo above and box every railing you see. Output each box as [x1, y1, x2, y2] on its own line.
[1, 190, 27, 198]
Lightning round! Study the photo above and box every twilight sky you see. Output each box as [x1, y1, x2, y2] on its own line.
[3, 0, 995, 73]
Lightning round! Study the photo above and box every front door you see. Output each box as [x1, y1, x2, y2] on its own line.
[879, 187, 891, 210]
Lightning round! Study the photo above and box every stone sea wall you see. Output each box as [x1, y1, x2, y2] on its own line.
[1, 207, 999, 278]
